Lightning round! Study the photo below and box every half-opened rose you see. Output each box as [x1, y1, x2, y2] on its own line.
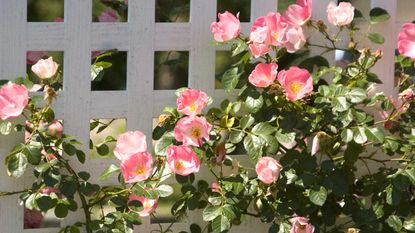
[176, 89, 209, 116]
[290, 216, 315, 233]
[128, 195, 158, 217]
[174, 116, 212, 147]
[0, 83, 29, 120]
[282, 26, 306, 53]
[48, 120, 63, 137]
[326, 2, 354, 26]
[284, 0, 313, 26]
[114, 131, 147, 160]
[31, 57, 59, 79]
[248, 63, 278, 88]
[398, 23, 415, 60]
[120, 152, 153, 183]
[278, 66, 313, 101]
[210, 11, 241, 42]
[255, 157, 282, 184]
[166, 145, 200, 176]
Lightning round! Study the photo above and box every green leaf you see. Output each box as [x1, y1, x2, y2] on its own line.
[275, 132, 296, 149]
[154, 132, 174, 156]
[36, 196, 57, 211]
[25, 145, 42, 165]
[309, 186, 327, 206]
[212, 215, 231, 233]
[403, 216, 415, 231]
[347, 88, 367, 103]
[353, 127, 367, 144]
[341, 129, 353, 143]
[386, 215, 402, 232]
[370, 7, 390, 24]
[332, 96, 350, 112]
[63, 142, 76, 156]
[54, 203, 69, 218]
[78, 171, 90, 181]
[252, 122, 275, 135]
[368, 33, 385, 44]
[365, 127, 385, 143]
[6, 152, 28, 178]
[245, 95, 263, 113]
[232, 39, 248, 56]
[156, 184, 174, 197]
[99, 164, 120, 181]
[240, 115, 254, 129]
[203, 206, 221, 221]
[404, 168, 415, 184]
[0, 121, 12, 135]
[243, 135, 264, 163]
[222, 67, 240, 92]
[96, 143, 109, 156]
[76, 150, 86, 164]
[229, 131, 245, 144]
[91, 64, 104, 81]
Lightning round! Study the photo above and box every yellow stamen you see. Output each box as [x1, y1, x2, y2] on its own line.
[175, 160, 184, 171]
[272, 31, 279, 41]
[135, 166, 146, 175]
[290, 82, 303, 94]
[191, 127, 201, 138]
[188, 102, 196, 113]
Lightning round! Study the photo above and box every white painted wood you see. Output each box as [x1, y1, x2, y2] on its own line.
[0, 0, 410, 232]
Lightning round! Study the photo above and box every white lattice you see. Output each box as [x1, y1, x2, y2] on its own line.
[0, 0, 404, 232]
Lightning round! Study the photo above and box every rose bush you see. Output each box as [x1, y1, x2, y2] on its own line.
[0, 1, 414, 233]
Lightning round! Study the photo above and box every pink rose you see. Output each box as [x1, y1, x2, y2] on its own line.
[282, 26, 306, 53]
[40, 187, 60, 195]
[0, 83, 29, 120]
[290, 216, 315, 233]
[48, 120, 63, 137]
[31, 57, 59, 79]
[114, 131, 147, 161]
[166, 145, 200, 176]
[249, 43, 270, 58]
[120, 152, 153, 183]
[211, 182, 220, 193]
[176, 89, 209, 116]
[27, 51, 47, 64]
[400, 88, 415, 102]
[398, 23, 415, 60]
[248, 63, 278, 88]
[210, 11, 241, 42]
[250, 12, 288, 47]
[284, 0, 313, 26]
[174, 116, 212, 147]
[255, 157, 282, 184]
[98, 10, 119, 22]
[128, 195, 158, 217]
[277, 66, 313, 101]
[327, 2, 354, 26]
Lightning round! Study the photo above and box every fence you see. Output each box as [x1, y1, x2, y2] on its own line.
[0, 0, 406, 232]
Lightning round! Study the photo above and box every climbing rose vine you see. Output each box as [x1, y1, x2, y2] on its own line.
[0, 1, 414, 233]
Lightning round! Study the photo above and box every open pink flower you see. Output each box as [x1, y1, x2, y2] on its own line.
[0, 83, 29, 120]
[290, 216, 315, 233]
[166, 145, 200, 176]
[210, 11, 241, 42]
[255, 157, 282, 184]
[398, 23, 415, 60]
[48, 120, 63, 137]
[128, 195, 158, 217]
[114, 131, 147, 161]
[31, 57, 59, 79]
[174, 116, 212, 147]
[278, 66, 313, 101]
[327, 2, 354, 26]
[27, 51, 47, 64]
[282, 26, 306, 53]
[250, 12, 288, 47]
[121, 152, 153, 183]
[249, 43, 270, 58]
[98, 10, 119, 22]
[284, 0, 313, 27]
[248, 63, 278, 88]
[177, 89, 209, 116]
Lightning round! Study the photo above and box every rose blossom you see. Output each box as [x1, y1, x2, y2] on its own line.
[114, 131, 147, 160]
[31, 57, 59, 79]
[400, 88, 415, 102]
[282, 26, 306, 53]
[176, 89, 209, 116]
[27, 51, 47, 64]
[210, 11, 241, 42]
[284, 0, 313, 26]
[120, 152, 153, 183]
[398, 23, 415, 60]
[290, 216, 315, 233]
[128, 195, 158, 217]
[98, 10, 119, 22]
[211, 182, 220, 193]
[277, 66, 313, 101]
[326, 2, 354, 26]
[250, 12, 288, 47]
[48, 120, 63, 137]
[255, 157, 282, 184]
[0, 83, 29, 120]
[249, 43, 270, 58]
[174, 116, 212, 147]
[166, 145, 200, 176]
[248, 63, 279, 88]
